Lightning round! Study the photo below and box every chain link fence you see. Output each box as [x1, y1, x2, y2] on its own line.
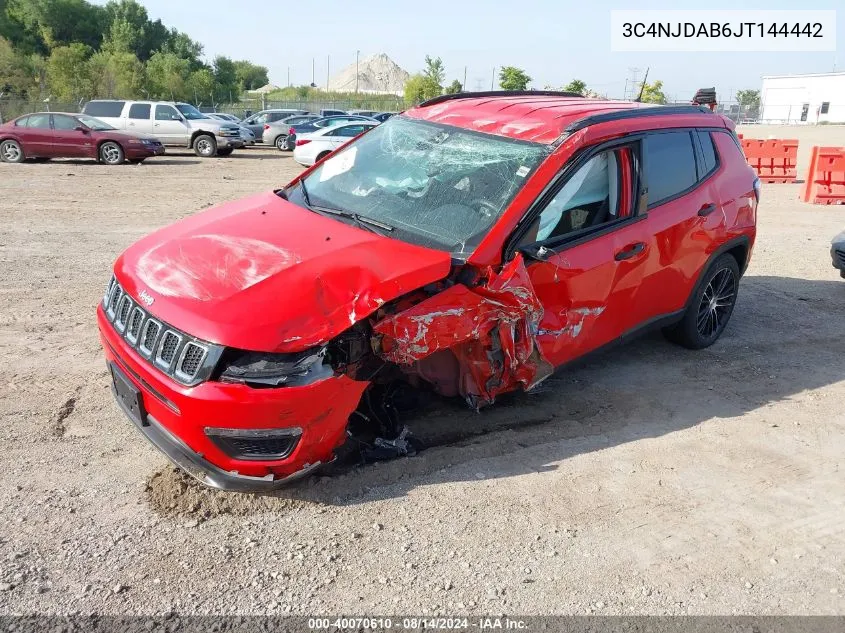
[0, 99, 83, 123]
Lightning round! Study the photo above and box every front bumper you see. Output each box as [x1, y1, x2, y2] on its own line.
[126, 143, 165, 158]
[216, 136, 245, 149]
[98, 305, 368, 490]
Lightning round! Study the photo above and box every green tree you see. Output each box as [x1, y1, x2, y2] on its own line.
[10, 0, 107, 52]
[233, 59, 268, 92]
[212, 55, 238, 100]
[102, 0, 166, 60]
[46, 42, 94, 100]
[638, 79, 666, 104]
[89, 49, 143, 98]
[160, 28, 203, 70]
[186, 67, 214, 105]
[444, 79, 462, 94]
[144, 50, 190, 100]
[562, 79, 586, 94]
[423, 55, 445, 87]
[499, 66, 531, 91]
[404, 73, 440, 105]
[0, 35, 37, 95]
[736, 89, 760, 108]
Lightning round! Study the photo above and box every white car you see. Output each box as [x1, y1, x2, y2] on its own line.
[293, 121, 379, 166]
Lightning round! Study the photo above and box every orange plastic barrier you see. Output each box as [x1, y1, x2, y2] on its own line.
[801, 146, 845, 205]
[740, 138, 798, 183]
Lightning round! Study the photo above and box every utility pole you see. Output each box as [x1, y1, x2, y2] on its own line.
[463, 66, 467, 92]
[491, 67, 495, 90]
[326, 55, 330, 91]
[312, 58, 315, 87]
[626, 67, 641, 100]
[287, 67, 290, 87]
[355, 50, 360, 93]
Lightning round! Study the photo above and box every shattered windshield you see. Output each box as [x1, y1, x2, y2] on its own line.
[292, 117, 550, 256]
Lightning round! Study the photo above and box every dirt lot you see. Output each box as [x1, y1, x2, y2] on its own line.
[0, 127, 844, 616]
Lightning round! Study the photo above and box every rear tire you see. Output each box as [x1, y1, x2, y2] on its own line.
[99, 141, 124, 165]
[662, 253, 740, 350]
[274, 136, 286, 151]
[0, 140, 24, 163]
[316, 151, 332, 162]
[216, 147, 233, 157]
[193, 134, 217, 157]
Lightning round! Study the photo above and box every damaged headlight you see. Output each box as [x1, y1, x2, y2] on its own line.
[218, 346, 332, 387]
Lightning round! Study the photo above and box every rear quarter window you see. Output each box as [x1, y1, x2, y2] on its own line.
[645, 131, 698, 206]
[84, 101, 125, 117]
[697, 130, 718, 177]
[128, 104, 151, 120]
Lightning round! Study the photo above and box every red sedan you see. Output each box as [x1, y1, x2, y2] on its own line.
[0, 112, 165, 164]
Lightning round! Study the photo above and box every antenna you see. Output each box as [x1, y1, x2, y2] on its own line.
[635, 67, 649, 102]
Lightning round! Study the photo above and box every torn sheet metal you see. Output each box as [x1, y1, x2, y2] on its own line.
[373, 254, 554, 408]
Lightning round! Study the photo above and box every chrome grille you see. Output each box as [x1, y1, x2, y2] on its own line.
[102, 276, 217, 386]
[126, 307, 144, 344]
[177, 343, 207, 380]
[140, 319, 161, 356]
[156, 331, 182, 369]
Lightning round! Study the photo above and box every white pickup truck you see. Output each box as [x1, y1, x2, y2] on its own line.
[81, 100, 244, 157]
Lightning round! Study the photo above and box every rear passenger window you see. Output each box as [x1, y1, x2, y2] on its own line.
[645, 132, 697, 206]
[128, 104, 151, 120]
[697, 130, 718, 177]
[84, 101, 125, 117]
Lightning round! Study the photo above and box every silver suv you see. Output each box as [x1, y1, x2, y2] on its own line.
[82, 100, 244, 157]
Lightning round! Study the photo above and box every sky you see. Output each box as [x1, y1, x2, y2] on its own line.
[92, 0, 844, 102]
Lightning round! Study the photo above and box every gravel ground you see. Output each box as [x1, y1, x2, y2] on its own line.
[0, 129, 843, 616]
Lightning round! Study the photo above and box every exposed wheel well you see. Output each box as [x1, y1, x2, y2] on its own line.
[317, 150, 332, 161]
[724, 242, 748, 275]
[190, 131, 213, 146]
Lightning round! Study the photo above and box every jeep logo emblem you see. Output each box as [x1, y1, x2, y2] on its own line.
[138, 289, 155, 306]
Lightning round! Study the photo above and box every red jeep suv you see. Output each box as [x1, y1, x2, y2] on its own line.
[98, 91, 758, 490]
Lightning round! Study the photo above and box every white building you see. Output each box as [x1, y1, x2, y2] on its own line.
[760, 72, 845, 124]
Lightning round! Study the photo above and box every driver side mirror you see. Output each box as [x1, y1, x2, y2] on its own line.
[171, 114, 183, 121]
[520, 243, 556, 261]
[74, 126, 89, 134]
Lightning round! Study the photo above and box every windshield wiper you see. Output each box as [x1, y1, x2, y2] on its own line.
[297, 179, 394, 235]
[313, 205, 395, 235]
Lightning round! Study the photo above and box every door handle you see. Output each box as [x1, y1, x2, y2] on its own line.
[615, 242, 645, 261]
[698, 203, 718, 217]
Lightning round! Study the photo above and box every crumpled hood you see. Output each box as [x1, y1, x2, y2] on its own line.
[114, 191, 452, 352]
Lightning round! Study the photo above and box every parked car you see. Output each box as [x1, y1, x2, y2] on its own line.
[371, 112, 396, 123]
[239, 109, 310, 141]
[832, 231, 845, 278]
[284, 115, 378, 151]
[319, 109, 348, 117]
[0, 112, 164, 164]
[208, 113, 241, 123]
[349, 110, 380, 117]
[263, 115, 323, 151]
[82, 100, 243, 157]
[293, 121, 379, 166]
[206, 114, 256, 146]
[98, 91, 758, 491]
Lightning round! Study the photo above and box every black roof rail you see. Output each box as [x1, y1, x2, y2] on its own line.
[564, 104, 715, 134]
[418, 90, 584, 108]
